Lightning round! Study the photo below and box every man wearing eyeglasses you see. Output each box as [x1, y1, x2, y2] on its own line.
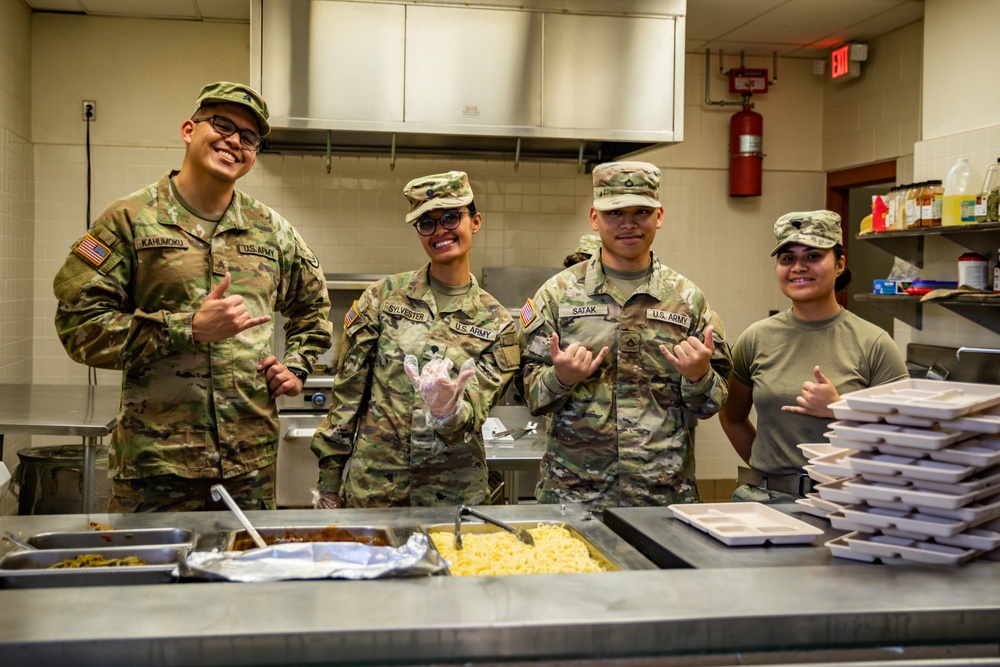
[53, 82, 333, 512]
[310, 171, 519, 508]
[517, 161, 732, 512]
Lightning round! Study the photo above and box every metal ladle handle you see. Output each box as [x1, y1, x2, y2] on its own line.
[210, 484, 268, 549]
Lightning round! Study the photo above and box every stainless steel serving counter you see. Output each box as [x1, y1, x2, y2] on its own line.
[0, 384, 119, 513]
[2, 506, 1000, 666]
[485, 405, 544, 504]
[604, 504, 845, 569]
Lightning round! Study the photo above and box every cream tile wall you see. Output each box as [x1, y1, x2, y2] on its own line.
[822, 21, 923, 172]
[0, 0, 33, 515]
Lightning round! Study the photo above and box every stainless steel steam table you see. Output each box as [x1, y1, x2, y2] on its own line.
[2, 506, 1000, 666]
[485, 405, 544, 504]
[0, 384, 119, 514]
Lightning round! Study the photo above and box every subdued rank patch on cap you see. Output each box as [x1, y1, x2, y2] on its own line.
[519, 298, 537, 328]
[592, 161, 661, 212]
[345, 300, 360, 328]
[403, 171, 475, 223]
[770, 210, 843, 256]
[75, 234, 111, 267]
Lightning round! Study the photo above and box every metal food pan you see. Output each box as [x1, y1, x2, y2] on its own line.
[226, 525, 399, 551]
[425, 520, 621, 572]
[0, 546, 186, 589]
[28, 528, 195, 550]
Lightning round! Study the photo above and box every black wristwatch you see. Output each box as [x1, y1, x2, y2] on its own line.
[289, 367, 308, 384]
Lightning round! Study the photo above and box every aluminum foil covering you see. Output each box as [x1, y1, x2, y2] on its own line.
[178, 533, 447, 582]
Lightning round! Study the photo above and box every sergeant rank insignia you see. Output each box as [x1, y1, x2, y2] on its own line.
[74, 234, 111, 267]
[345, 300, 360, 328]
[519, 298, 537, 328]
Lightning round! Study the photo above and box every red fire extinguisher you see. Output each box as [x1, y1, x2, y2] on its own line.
[729, 99, 763, 197]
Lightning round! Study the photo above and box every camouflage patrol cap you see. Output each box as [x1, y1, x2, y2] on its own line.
[592, 161, 661, 211]
[195, 81, 270, 137]
[574, 234, 602, 256]
[770, 210, 843, 256]
[403, 171, 474, 223]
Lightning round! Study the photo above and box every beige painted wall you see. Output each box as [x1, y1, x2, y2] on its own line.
[922, 0, 1000, 140]
[31, 14, 248, 147]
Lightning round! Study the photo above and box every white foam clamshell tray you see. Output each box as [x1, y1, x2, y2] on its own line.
[846, 451, 977, 484]
[668, 502, 823, 546]
[843, 477, 1000, 510]
[803, 465, 838, 485]
[832, 504, 967, 538]
[934, 517, 1000, 551]
[841, 379, 1000, 421]
[873, 436, 1000, 468]
[815, 479, 863, 505]
[797, 442, 851, 460]
[829, 421, 965, 451]
[843, 531, 978, 565]
[795, 497, 831, 518]
[866, 488, 1000, 523]
[811, 449, 861, 478]
[829, 399, 884, 423]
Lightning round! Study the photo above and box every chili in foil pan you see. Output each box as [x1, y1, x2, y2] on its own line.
[178, 533, 447, 582]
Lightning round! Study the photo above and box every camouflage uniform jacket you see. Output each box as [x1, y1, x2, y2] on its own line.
[310, 266, 520, 507]
[517, 252, 731, 511]
[53, 171, 333, 480]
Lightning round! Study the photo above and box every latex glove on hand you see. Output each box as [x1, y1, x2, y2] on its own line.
[313, 489, 344, 509]
[403, 355, 477, 419]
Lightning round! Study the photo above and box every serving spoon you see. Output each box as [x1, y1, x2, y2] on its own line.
[210, 484, 268, 549]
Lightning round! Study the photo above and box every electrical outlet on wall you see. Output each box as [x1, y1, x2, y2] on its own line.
[82, 100, 96, 121]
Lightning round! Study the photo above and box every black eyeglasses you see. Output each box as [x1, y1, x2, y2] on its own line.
[192, 115, 263, 152]
[412, 211, 469, 236]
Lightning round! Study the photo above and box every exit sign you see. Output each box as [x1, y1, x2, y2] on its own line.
[831, 44, 861, 82]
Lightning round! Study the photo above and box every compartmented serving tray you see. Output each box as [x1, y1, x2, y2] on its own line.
[668, 502, 823, 546]
[28, 528, 195, 550]
[0, 545, 186, 589]
[842, 379, 1000, 421]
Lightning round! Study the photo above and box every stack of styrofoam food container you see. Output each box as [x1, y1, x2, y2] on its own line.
[796, 442, 858, 518]
[816, 379, 1000, 565]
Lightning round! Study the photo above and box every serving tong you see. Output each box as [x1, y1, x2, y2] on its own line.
[453, 505, 535, 550]
[491, 421, 538, 440]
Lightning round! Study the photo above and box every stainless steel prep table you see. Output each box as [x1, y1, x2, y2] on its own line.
[0, 384, 119, 514]
[485, 405, 544, 504]
[603, 503, 846, 569]
[2, 507, 1000, 666]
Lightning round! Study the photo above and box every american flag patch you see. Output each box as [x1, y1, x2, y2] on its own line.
[74, 234, 111, 267]
[344, 300, 360, 328]
[519, 298, 536, 328]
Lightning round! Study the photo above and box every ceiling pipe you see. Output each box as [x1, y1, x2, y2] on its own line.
[705, 49, 742, 107]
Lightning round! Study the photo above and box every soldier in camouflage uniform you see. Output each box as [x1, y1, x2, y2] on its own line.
[53, 82, 333, 512]
[310, 172, 520, 508]
[563, 233, 602, 268]
[517, 161, 732, 512]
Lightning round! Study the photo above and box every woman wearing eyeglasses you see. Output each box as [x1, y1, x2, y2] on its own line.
[310, 171, 520, 508]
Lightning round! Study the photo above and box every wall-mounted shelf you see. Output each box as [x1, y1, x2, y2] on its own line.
[854, 294, 1000, 332]
[857, 221, 1000, 268]
[855, 223, 999, 333]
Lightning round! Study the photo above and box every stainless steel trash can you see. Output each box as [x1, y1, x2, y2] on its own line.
[12, 444, 111, 515]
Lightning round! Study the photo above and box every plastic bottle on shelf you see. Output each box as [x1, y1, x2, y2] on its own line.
[920, 181, 942, 227]
[893, 184, 908, 230]
[942, 158, 982, 226]
[885, 185, 898, 231]
[977, 158, 1000, 223]
[994, 249, 1000, 293]
[905, 182, 922, 228]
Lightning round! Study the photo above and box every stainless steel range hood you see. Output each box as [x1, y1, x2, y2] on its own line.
[250, 0, 685, 163]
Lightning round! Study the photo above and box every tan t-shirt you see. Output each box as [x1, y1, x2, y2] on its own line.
[731, 308, 908, 475]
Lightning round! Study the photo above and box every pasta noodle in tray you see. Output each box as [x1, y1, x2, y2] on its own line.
[430, 524, 606, 576]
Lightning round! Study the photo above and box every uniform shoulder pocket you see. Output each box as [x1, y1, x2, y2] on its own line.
[495, 333, 521, 372]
